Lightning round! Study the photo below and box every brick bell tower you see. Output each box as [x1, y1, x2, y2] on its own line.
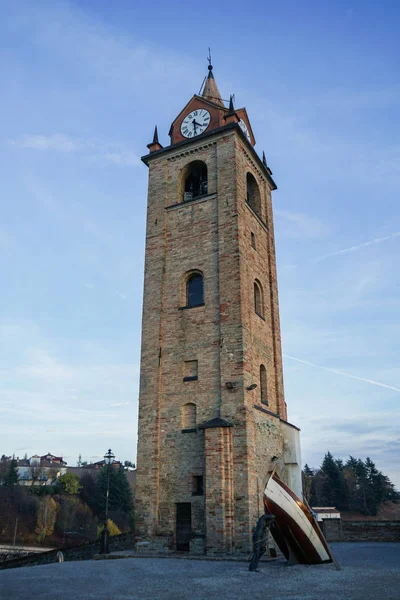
[135, 61, 302, 555]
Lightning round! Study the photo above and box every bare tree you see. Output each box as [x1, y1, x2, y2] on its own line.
[29, 465, 44, 486]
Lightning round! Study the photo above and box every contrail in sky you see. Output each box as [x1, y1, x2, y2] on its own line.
[285, 231, 400, 270]
[314, 231, 400, 263]
[284, 354, 400, 393]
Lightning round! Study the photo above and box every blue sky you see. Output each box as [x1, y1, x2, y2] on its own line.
[1, 0, 399, 487]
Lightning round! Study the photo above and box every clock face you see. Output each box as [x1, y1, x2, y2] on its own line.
[181, 109, 210, 138]
[239, 119, 251, 141]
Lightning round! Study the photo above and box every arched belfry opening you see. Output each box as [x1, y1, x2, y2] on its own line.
[181, 160, 208, 201]
[246, 172, 261, 217]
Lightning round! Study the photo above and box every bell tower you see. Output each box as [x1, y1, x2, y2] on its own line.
[135, 62, 301, 555]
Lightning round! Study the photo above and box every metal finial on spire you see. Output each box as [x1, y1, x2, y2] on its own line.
[153, 125, 159, 144]
[207, 47, 212, 71]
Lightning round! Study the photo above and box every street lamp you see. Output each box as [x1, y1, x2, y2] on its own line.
[100, 448, 115, 554]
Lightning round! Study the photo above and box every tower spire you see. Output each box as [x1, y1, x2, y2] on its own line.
[201, 49, 224, 107]
[223, 94, 240, 126]
[147, 125, 163, 153]
[152, 125, 159, 144]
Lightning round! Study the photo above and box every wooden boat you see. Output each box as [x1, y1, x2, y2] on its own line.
[263, 472, 333, 565]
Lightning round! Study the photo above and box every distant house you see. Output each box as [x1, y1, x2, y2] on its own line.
[312, 507, 341, 522]
[17, 453, 67, 486]
[40, 453, 67, 466]
[85, 458, 122, 469]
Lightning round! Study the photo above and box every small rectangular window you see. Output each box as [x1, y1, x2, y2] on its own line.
[192, 475, 203, 496]
[251, 232, 256, 249]
[183, 360, 198, 381]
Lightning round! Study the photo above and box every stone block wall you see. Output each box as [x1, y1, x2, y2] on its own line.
[0, 532, 136, 571]
[341, 521, 400, 542]
[136, 123, 290, 555]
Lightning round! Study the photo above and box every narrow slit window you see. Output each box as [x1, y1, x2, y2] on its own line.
[254, 280, 264, 317]
[260, 364, 268, 405]
[251, 232, 256, 249]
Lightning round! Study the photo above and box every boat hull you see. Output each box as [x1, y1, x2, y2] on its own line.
[264, 474, 332, 565]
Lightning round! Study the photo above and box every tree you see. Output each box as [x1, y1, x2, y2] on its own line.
[97, 519, 121, 538]
[303, 464, 314, 477]
[57, 473, 81, 495]
[55, 497, 97, 544]
[302, 468, 313, 504]
[79, 473, 101, 515]
[36, 497, 57, 542]
[29, 465, 44, 486]
[0, 456, 10, 485]
[96, 465, 134, 530]
[5, 457, 19, 486]
[45, 467, 60, 486]
[320, 451, 347, 510]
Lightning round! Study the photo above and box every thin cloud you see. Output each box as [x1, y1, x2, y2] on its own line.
[315, 231, 400, 263]
[13, 134, 79, 152]
[11, 134, 140, 168]
[284, 354, 400, 393]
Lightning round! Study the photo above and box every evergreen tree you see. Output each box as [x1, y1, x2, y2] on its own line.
[5, 457, 19, 486]
[320, 451, 347, 510]
[97, 465, 134, 529]
[306, 452, 398, 515]
[303, 464, 314, 477]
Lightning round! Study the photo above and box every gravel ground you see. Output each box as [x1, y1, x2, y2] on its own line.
[0, 543, 399, 600]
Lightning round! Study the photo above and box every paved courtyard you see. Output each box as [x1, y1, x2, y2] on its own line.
[0, 543, 399, 600]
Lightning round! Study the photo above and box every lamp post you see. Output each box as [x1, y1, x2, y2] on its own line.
[100, 448, 115, 554]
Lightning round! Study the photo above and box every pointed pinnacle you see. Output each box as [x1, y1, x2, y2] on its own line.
[228, 95, 234, 114]
[262, 151, 267, 167]
[153, 125, 159, 144]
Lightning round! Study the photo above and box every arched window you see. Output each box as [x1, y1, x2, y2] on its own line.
[254, 279, 264, 317]
[260, 365, 268, 405]
[183, 161, 208, 201]
[246, 172, 261, 217]
[182, 402, 196, 429]
[187, 273, 204, 308]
